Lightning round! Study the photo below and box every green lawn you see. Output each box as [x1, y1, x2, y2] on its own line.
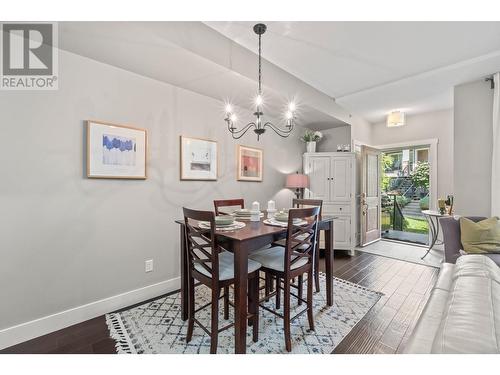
[404, 217, 429, 234]
[381, 209, 428, 234]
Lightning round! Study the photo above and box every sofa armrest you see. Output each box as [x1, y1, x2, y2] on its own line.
[440, 216, 487, 264]
[440, 217, 461, 264]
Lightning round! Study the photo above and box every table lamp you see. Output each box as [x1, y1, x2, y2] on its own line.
[286, 172, 309, 199]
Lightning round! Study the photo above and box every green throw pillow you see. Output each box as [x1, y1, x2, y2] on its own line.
[460, 216, 500, 254]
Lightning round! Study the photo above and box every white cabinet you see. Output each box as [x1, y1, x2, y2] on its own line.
[308, 156, 330, 201]
[333, 216, 351, 249]
[304, 152, 356, 252]
[330, 156, 351, 202]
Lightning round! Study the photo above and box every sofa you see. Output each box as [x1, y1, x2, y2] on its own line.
[404, 216, 500, 353]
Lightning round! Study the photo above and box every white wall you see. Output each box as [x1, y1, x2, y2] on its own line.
[317, 126, 351, 152]
[350, 115, 372, 145]
[0, 51, 303, 336]
[371, 109, 454, 201]
[454, 79, 494, 216]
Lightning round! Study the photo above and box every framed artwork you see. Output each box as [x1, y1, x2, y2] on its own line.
[237, 145, 263, 182]
[86, 120, 147, 179]
[180, 136, 218, 181]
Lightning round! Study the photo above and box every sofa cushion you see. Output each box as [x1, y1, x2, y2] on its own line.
[403, 264, 454, 354]
[405, 255, 500, 353]
[430, 255, 500, 353]
[460, 216, 500, 254]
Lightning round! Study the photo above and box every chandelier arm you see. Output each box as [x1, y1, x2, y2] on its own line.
[229, 122, 257, 139]
[226, 120, 253, 134]
[263, 121, 294, 138]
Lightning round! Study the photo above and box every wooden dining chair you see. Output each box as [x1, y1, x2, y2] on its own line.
[214, 199, 244, 216]
[183, 207, 261, 354]
[213, 198, 245, 318]
[272, 199, 323, 302]
[249, 206, 320, 352]
[292, 199, 323, 296]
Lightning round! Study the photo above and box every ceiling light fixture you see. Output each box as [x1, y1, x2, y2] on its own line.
[386, 110, 406, 127]
[224, 23, 296, 141]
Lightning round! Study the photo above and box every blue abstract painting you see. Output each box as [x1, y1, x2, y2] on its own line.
[102, 134, 136, 166]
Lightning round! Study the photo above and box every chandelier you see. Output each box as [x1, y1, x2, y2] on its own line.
[224, 23, 296, 140]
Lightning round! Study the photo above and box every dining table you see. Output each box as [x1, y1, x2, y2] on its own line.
[174, 213, 336, 354]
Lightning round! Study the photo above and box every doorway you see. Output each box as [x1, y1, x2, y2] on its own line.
[380, 144, 431, 245]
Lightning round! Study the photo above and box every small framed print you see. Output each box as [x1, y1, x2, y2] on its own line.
[86, 120, 147, 179]
[237, 145, 263, 182]
[180, 136, 218, 181]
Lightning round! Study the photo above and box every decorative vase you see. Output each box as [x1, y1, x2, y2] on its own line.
[306, 141, 317, 153]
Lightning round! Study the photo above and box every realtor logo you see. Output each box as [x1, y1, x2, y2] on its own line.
[1, 22, 58, 90]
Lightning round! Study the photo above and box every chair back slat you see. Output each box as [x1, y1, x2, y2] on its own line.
[293, 198, 323, 219]
[214, 199, 244, 215]
[183, 207, 220, 283]
[284, 207, 320, 273]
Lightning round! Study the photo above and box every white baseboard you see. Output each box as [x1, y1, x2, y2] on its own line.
[0, 277, 180, 350]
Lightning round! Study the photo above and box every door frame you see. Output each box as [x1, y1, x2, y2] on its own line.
[371, 138, 438, 211]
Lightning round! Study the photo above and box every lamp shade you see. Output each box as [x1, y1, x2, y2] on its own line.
[286, 173, 309, 188]
[387, 110, 406, 127]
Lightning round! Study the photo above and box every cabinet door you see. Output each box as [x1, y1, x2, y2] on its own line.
[330, 156, 351, 202]
[333, 216, 351, 249]
[307, 156, 330, 201]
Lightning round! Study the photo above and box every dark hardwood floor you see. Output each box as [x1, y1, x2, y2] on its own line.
[0, 250, 438, 354]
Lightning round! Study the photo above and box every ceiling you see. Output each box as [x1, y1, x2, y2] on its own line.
[58, 22, 349, 131]
[206, 21, 500, 122]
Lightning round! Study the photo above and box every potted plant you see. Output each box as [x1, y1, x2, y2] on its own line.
[300, 130, 323, 153]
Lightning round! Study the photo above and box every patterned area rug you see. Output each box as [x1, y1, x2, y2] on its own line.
[106, 275, 382, 354]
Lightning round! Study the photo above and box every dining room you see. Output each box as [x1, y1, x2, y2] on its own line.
[5, 5, 500, 375]
[0, 17, 362, 353]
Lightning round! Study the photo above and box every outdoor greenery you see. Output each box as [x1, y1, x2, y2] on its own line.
[381, 154, 394, 191]
[396, 195, 410, 207]
[403, 216, 429, 234]
[411, 161, 430, 189]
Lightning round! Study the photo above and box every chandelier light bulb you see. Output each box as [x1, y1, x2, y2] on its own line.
[230, 114, 237, 122]
[286, 111, 293, 120]
[288, 102, 296, 112]
[255, 95, 263, 106]
[225, 104, 232, 113]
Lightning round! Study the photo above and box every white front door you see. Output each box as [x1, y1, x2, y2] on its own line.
[307, 156, 330, 201]
[360, 145, 382, 246]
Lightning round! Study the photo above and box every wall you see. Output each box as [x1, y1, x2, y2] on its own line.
[370, 109, 454, 201]
[454, 79, 494, 216]
[317, 126, 351, 152]
[350, 115, 372, 146]
[0, 50, 303, 335]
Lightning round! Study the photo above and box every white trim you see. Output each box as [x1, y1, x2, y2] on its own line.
[372, 138, 438, 211]
[0, 276, 180, 350]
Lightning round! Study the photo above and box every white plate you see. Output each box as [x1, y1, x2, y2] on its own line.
[263, 218, 307, 227]
[198, 221, 246, 231]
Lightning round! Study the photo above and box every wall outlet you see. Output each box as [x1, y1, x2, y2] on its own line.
[145, 259, 153, 273]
